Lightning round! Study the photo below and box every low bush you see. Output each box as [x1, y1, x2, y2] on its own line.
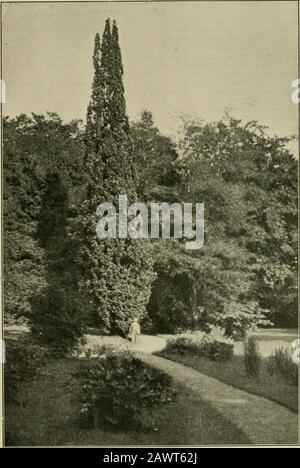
[201, 341, 234, 361]
[163, 337, 199, 356]
[244, 337, 261, 378]
[70, 346, 176, 429]
[163, 327, 234, 362]
[266, 348, 298, 386]
[5, 339, 47, 407]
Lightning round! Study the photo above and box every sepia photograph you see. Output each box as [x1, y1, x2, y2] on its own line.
[0, 0, 299, 448]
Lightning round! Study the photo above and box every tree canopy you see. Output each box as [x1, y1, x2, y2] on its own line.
[3, 23, 297, 347]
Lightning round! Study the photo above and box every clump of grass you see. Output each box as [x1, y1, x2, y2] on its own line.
[266, 348, 298, 386]
[244, 336, 261, 378]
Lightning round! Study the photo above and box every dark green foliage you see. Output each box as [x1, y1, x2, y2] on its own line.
[147, 241, 269, 337]
[84, 22, 135, 203]
[244, 337, 261, 377]
[70, 347, 176, 428]
[29, 285, 86, 356]
[164, 334, 234, 362]
[200, 341, 234, 361]
[164, 337, 199, 356]
[3, 114, 85, 326]
[5, 339, 47, 406]
[30, 173, 86, 355]
[146, 246, 194, 334]
[145, 114, 296, 335]
[77, 20, 155, 334]
[3, 115, 46, 323]
[131, 110, 179, 200]
[179, 116, 297, 329]
[266, 348, 298, 386]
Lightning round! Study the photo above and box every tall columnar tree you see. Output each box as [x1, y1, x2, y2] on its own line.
[76, 19, 155, 334]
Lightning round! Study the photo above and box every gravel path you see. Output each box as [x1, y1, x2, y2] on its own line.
[137, 352, 298, 445]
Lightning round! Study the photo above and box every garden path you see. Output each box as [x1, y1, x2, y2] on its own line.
[86, 333, 298, 445]
[138, 352, 298, 445]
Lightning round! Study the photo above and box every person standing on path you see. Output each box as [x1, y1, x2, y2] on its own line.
[128, 318, 141, 344]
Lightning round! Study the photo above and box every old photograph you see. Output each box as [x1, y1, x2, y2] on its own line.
[1, 0, 299, 447]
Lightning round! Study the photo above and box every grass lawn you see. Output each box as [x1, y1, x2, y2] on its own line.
[156, 352, 298, 413]
[5, 357, 250, 446]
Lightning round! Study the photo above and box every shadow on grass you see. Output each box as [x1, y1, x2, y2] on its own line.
[156, 352, 298, 413]
[5, 357, 250, 446]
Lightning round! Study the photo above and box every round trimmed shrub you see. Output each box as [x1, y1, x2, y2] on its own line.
[70, 347, 176, 428]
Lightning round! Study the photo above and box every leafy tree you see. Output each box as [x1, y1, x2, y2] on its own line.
[3, 115, 45, 323]
[3, 114, 83, 323]
[76, 20, 155, 334]
[176, 115, 297, 330]
[145, 114, 296, 335]
[131, 110, 179, 201]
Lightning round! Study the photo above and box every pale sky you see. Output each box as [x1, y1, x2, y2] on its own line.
[2, 1, 299, 154]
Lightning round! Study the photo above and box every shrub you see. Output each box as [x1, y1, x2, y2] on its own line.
[30, 285, 87, 357]
[244, 337, 261, 378]
[5, 339, 47, 407]
[164, 337, 199, 356]
[201, 341, 234, 361]
[70, 347, 176, 429]
[221, 302, 271, 340]
[266, 348, 298, 386]
[164, 328, 234, 361]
